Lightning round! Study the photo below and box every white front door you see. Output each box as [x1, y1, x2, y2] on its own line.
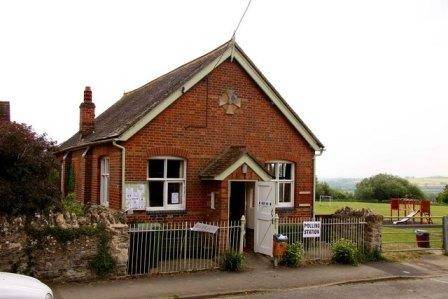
[254, 181, 276, 256]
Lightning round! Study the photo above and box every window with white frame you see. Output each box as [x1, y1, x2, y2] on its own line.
[266, 161, 294, 208]
[147, 157, 186, 210]
[100, 157, 109, 207]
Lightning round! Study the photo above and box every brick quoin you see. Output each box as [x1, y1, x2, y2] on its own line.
[59, 57, 320, 224]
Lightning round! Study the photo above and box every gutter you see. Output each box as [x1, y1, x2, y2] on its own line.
[112, 141, 126, 210]
[312, 149, 324, 220]
[54, 138, 116, 154]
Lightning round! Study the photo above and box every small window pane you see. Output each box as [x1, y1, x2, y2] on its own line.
[167, 160, 183, 178]
[148, 159, 164, 178]
[279, 182, 292, 203]
[149, 181, 164, 207]
[168, 182, 182, 205]
[266, 163, 276, 177]
[279, 163, 292, 180]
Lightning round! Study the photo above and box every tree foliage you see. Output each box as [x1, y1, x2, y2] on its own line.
[0, 121, 60, 216]
[354, 173, 424, 202]
[436, 185, 448, 204]
[316, 179, 353, 200]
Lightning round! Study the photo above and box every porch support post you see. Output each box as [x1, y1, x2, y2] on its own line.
[239, 215, 246, 253]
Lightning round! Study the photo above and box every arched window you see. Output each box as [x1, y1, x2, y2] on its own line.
[100, 156, 109, 207]
[147, 157, 186, 211]
[265, 161, 295, 208]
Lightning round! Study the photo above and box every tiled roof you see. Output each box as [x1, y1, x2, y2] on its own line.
[58, 41, 232, 151]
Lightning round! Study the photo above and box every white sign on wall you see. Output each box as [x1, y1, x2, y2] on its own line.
[125, 182, 148, 210]
[190, 222, 219, 234]
[303, 221, 321, 238]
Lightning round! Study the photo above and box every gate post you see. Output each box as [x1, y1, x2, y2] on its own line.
[273, 213, 279, 235]
[443, 216, 448, 255]
[239, 215, 246, 253]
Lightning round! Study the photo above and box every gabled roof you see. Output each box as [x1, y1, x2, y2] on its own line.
[200, 146, 273, 181]
[59, 40, 324, 152]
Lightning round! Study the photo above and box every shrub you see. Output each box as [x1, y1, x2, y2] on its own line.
[220, 250, 245, 272]
[281, 242, 303, 267]
[0, 121, 60, 216]
[62, 193, 84, 216]
[331, 238, 359, 266]
[90, 225, 116, 277]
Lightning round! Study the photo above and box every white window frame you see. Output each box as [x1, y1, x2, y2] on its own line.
[100, 157, 109, 207]
[147, 156, 186, 211]
[266, 161, 295, 208]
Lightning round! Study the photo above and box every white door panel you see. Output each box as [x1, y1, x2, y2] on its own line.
[254, 181, 275, 256]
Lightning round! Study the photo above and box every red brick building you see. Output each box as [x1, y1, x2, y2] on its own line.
[57, 41, 324, 254]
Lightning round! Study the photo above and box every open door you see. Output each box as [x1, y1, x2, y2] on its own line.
[254, 181, 276, 256]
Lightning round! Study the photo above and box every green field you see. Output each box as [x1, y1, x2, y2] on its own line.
[315, 201, 448, 217]
[316, 201, 447, 254]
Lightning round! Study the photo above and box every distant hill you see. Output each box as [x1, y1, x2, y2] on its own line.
[322, 176, 448, 197]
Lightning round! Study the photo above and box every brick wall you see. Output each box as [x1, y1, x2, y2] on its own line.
[67, 58, 316, 223]
[124, 59, 315, 222]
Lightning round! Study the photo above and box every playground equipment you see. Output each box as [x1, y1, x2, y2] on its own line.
[390, 198, 432, 224]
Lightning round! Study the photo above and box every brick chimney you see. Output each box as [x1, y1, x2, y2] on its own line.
[0, 101, 10, 122]
[79, 86, 95, 137]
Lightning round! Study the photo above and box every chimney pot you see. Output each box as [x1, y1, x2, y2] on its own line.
[0, 101, 10, 122]
[84, 86, 92, 101]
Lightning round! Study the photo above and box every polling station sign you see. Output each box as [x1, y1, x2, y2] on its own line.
[303, 221, 321, 238]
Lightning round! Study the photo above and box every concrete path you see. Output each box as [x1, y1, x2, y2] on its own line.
[52, 254, 448, 299]
[229, 274, 448, 299]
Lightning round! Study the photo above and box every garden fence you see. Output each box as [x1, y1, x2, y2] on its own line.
[127, 220, 243, 275]
[277, 217, 366, 261]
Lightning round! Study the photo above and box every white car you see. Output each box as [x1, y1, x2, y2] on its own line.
[0, 272, 53, 299]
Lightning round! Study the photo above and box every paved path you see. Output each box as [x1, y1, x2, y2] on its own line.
[52, 254, 448, 299]
[229, 275, 448, 298]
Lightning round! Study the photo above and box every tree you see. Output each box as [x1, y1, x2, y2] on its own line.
[354, 173, 424, 202]
[0, 121, 60, 216]
[315, 180, 332, 199]
[316, 179, 353, 201]
[436, 185, 448, 204]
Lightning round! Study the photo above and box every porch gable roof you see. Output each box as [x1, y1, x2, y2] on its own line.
[199, 146, 273, 181]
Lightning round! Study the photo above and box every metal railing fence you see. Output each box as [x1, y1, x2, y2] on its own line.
[278, 217, 366, 261]
[127, 220, 243, 276]
[382, 216, 444, 252]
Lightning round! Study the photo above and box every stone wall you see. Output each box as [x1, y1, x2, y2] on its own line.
[332, 207, 383, 252]
[0, 205, 129, 282]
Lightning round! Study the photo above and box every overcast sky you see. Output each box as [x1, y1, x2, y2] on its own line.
[1, 0, 447, 178]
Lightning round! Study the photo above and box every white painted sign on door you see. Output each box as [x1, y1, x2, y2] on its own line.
[303, 221, 321, 238]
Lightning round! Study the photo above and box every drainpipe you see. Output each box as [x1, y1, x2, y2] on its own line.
[313, 149, 324, 220]
[113, 141, 126, 210]
[81, 147, 90, 204]
[61, 152, 69, 196]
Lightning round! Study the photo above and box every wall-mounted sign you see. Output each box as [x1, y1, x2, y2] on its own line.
[303, 221, 321, 238]
[171, 192, 179, 204]
[190, 222, 219, 234]
[125, 182, 148, 210]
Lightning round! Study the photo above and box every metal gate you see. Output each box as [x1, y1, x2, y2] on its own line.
[382, 216, 445, 252]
